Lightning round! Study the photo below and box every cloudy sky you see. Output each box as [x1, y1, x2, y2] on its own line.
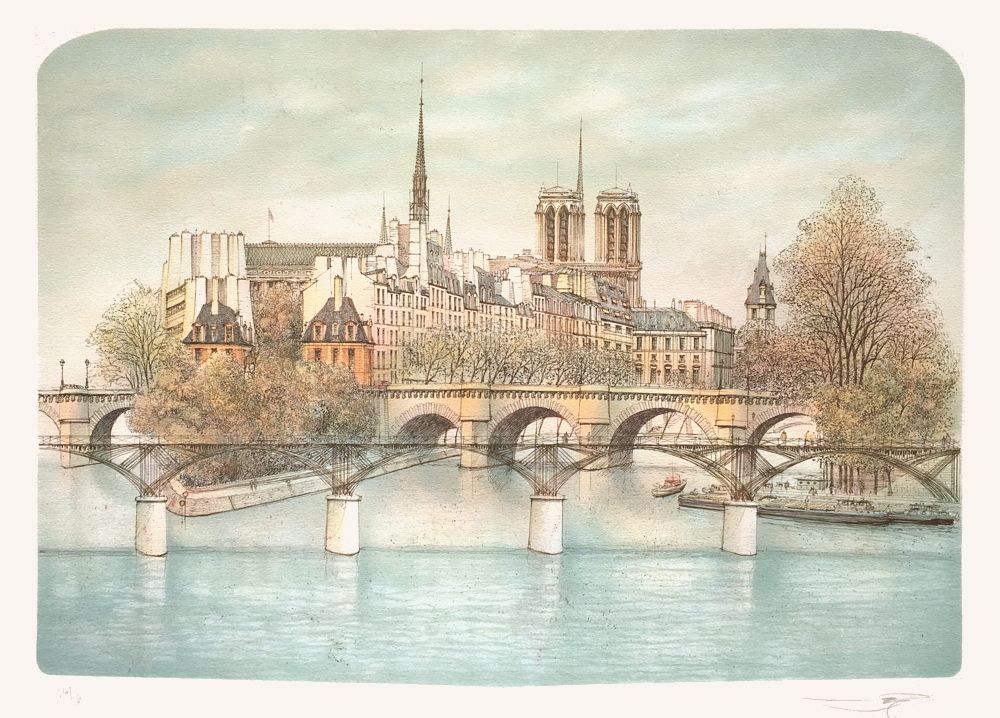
[38, 29, 963, 387]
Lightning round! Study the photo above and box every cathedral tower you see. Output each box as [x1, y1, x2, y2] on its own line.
[534, 122, 586, 262]
[593, 182, 642, 305]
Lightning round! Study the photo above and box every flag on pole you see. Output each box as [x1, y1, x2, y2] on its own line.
[268, 208, 275, 222]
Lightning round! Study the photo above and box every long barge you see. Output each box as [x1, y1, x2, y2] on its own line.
[677, 494, 954, 526]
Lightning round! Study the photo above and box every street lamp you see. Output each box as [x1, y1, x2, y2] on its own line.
[59, 359, 65, 389]
[85, 359, 90, 389]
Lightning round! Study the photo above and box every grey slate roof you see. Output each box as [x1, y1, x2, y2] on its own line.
[246, 242, 377, 269]
[633, 308, 701, 333]
[301, 297, 372, 344]
[745, 251, 776, 306]
[183, 302, 253, 345]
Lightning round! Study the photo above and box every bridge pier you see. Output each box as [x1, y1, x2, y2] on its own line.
[135, 496, 168, 557]
[58, 421, 94, 468]
[325, 494, 361, 555]
[721, 501, 758, 556]
[528, 495, 565, 555]
[460, 420, 490, 469]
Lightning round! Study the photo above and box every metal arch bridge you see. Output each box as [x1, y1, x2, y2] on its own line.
[38, 433, 961, 513]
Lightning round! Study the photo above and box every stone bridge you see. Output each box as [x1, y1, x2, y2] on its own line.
[38, 382, 812, 470]
[38, 386, 136, 467]
[377, 383, 812, 468]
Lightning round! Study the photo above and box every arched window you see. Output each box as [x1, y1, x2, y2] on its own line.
[545, 207, 556, 261]
[618, 207, 629, 262]
[605, 209, 616, 261]
[557, 207, 569, 261]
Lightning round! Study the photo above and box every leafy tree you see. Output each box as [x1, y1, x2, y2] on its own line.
[400, 327, 634, 386]
[87, 281, 177, 391]
[769, 176, 958, 455]
[249, 281, 303, 364]
[776, 176, 935, 388]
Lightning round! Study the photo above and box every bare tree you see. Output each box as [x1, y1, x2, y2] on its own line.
[87, 281, 176, 391]
[776, 176, 934, 388]
[772, 176, 958, 446]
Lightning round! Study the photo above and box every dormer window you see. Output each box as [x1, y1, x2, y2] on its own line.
[312, 323, 324, 341]
[346, 323, 356, 341]
[209, 325, 217, 342]
[193, 324, 204, 342]
[224, 324, 234, 343]
[759, 282, 766, 302]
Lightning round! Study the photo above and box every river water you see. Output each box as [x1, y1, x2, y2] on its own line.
[37, 451, 960, 684]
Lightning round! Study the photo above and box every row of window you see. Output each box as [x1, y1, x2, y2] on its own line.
[191, 324, 235, 343]
[310, 322, 357, 341]
[641, 367, 701, 383]
[312, 347, 357, 368]
[636, 353, 703, 365]
[636, 336, 701, 351]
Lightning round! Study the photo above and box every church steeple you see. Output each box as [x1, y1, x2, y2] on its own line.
[378, 194, 389, 244]
[444, 198, 453, 254]
[745, 239, 777, 324]
[576, 119, 584, 197]
[409, 71, 429, 226]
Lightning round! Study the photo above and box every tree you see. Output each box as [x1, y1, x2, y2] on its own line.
[87, 281, 176, 391]
[772, 176, 958, 450]
[776, 176, 934, 388]
[130, 351, 377, 484]
[399, 327, 635, 387]
[250, 281, 303, 364]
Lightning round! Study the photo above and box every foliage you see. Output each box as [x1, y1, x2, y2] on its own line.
[130, 343, 376, 484]
[767, 176, 958, 446]
[87, 281, 178, 391]
[400, 328, 634, 386]
[775, 176, 934, 388]
[131, 353, 376, 443]
[249, 281, 303, 364]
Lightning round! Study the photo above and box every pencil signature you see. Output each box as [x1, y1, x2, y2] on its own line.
[805, 693, 929, 717]
[56, 686, 82, 704]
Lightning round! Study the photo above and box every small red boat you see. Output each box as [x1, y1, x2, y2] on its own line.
[652, 473, 687, 497]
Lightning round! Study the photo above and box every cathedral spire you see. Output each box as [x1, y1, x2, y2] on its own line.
[576, 119, 583, 197]
[378, 193, 389, 244]
[444, 197, 453, 254]
[410, 69, 429, 225]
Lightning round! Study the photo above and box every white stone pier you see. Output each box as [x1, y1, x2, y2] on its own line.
[325, 494, 361, 555]
[135, 496, 168, 557]
[528, 495, 565, 555]
[721, 501, 758, 556]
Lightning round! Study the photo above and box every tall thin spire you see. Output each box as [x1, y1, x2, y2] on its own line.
[576, 119, 583, 197]
[410, 68, 429, 225]
[379, 193, 389, 244]
[444, 197, 453, 254]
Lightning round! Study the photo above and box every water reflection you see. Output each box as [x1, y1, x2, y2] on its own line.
[134, 553, 166, 604]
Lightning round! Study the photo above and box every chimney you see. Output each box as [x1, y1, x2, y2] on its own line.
[334, 276, 344, 310]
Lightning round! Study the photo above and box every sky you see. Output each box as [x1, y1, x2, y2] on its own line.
[37, 29, 964, 388]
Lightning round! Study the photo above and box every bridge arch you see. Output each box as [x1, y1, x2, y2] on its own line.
[486, 397, 581, 447]
[37, 406, 59, 434]
[609, 401, 718, 447]
[389, 403, 461, 443]
[748, 404, 816, 444]
[90, 407, 132, 443]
